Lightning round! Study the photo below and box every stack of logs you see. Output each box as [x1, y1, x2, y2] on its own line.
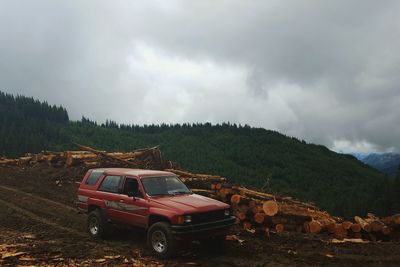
[165, 169, 400, 241]
[1, 145, 400, 241]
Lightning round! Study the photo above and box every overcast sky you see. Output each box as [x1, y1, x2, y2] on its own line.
[0, 0, 399, 153]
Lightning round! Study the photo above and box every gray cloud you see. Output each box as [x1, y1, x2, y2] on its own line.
[0, 0, 399, 153]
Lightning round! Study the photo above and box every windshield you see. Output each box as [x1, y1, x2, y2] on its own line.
[141, 176, 191, 196]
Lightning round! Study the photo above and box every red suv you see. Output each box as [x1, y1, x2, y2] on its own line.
[76, 168, 235, 258]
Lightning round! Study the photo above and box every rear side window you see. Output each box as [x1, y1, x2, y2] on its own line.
[98, 176, 122, 193]
[86, 170, 103, 185]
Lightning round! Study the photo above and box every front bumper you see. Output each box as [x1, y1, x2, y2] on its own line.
[171, 216, 236, 235]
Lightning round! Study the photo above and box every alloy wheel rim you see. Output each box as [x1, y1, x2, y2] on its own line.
[151, 230, 167, 253]
[89, 217, 99, 235]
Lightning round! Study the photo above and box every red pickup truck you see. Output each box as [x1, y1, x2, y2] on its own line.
[76, 168, 235, 258]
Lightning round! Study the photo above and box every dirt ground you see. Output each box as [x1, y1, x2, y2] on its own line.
[1, 164, 400, 266]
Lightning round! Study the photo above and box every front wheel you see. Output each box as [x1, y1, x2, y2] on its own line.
[147, 222, 177, 259]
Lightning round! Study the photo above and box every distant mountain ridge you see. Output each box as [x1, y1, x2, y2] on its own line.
[361, 153, 400, 177]
[351, 153, 370, 161]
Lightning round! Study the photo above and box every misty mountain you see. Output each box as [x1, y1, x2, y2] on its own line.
[362, 153, 400, 177]
[350, 153, 370, 161]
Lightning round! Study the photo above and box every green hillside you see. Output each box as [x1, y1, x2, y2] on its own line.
[0, 91, 398, 218]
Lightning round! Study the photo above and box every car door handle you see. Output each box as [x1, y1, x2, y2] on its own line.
[119, 200, 125, 203]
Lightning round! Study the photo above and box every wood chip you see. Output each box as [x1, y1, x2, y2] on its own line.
[330, 238, 369, 244]
[2, 252, 26, 259]
[19, 256, 36, 261]
[104, 255, 121, 259]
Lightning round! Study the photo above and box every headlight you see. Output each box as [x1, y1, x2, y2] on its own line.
[177, 215, 192, 224]
[184, 215, 192, 223]
[224, 209, 230, 216]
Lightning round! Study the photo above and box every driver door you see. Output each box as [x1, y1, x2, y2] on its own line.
[116, 176, 149, 227]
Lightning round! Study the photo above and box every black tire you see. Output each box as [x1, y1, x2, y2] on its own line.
[147, 222, 177, 259]
[87, 209, 109, 239]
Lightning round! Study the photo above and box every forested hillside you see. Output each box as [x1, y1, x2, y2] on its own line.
[1, 91, 398, 218]
[0, 91, 69, 157]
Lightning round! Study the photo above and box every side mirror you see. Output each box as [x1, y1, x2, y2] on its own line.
[127, 191, 135, 198]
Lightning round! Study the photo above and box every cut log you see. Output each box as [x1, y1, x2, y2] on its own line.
[254, 213, 265, 224]
[238, 204, 249, 214]
[350, 223, 361, 233]
[342, 221, 353, 230]
[326, 222, 336, 234]
[18, 156, 33, 165]
[354, 216, 372, 232]
[263, 200, 279, 216]
[83, 161, 100, 168]
[237, 211, 247, 221]
[308, 220, 322, 234]
[0, 159, 18, 165]
[243, 221, 252, 230]
[231, 194, 242, 205]
[275, 224, 284, 234]
[252, 206, 261, 214]
[369, 220, 384, 232]
[270, 216, 288, 225]
[382, 214, 400, 226]
[217, 187, 233, 198]
[334, 223, 347, 239]
[233, 186, 276, 200]
[249, 200, 257, 208]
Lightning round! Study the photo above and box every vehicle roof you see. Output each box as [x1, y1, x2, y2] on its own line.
[91, 168, 175, 177]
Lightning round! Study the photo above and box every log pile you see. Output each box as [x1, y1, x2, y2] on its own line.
[352, 213, 400, 241]
[160, 167, 400, 242]
[1, 145, 400, 242]
[0, 144, 167, 170]
[192, 181, 342, 238]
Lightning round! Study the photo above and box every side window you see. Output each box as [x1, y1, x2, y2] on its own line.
[98, 176, 122, 193]
[123, 178, 143, 198]
[85, 170, 103, 185]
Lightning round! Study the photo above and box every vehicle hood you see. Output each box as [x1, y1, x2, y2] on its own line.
[150, 194, 229, 214]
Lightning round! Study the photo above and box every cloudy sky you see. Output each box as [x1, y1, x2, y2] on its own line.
[1, 0, 399, 153]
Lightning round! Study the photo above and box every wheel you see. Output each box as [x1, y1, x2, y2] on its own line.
[147, 222, 177, 259]
[87, 209, 108, 239]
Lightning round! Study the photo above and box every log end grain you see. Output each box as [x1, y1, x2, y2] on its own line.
[263, 200, 279, 216]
